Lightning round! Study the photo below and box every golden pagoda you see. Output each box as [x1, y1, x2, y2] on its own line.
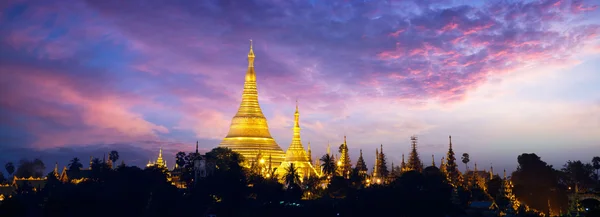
[146, 147, 167, 168]
[276, 101, 319, 179]
[219, 40, 286, 167]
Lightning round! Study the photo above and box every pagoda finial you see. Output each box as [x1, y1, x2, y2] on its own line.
[196, 141, 199, 154]
[327, 141, 331, 155]
[380, 144, 383, 153]
[449, 135, 452, 149]
[432, 154, 435, 166]
[402, 153, 405, 163]
[248, 39, 255, 67]
[503, 168, 506, 180]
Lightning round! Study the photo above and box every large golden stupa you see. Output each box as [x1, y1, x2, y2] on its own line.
[277, 101, 319, 179]
[218, 40, 286, 167]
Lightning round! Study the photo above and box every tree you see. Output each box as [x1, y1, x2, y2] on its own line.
[486, 175, 503, 198]
[320, 154, 336, 177]
[175, 152, 186, 169]
[512, 153, 567, 214]
[284, 163, 301, 186]
[4, 162, 14, 177]
[0, 171, 5, 184]
[561, 160, 595, 189]
[14, 158, 46, 178]
[68, 157, 83, 171]
[109, 150, 119, 169]
[592, 156, 600, 181]
[461, 153, 470, 172]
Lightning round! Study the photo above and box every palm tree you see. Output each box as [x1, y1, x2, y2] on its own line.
[4, 162, 14, 178]
[68, 157, 83, 171]
[461, 153, 470, 172]
[109, 150, 119, 169]
[284, 163, 301, 186]
[320, 154, 336, 177]
[592, 156, 600, 181]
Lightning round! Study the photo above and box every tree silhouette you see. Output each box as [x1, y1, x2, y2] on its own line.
[109, 150, 119, 169]
[0, 171, 5, 184]
[4, 162, 14, 177]
[592, 156, 600, 181]
[461, 153, 470, 172]
[512, 153, 567, 214]
[561, 160, 595, 189]
[175, 152, 186, 169]
[14, 159, 45, 178]
[68, 157, 83, 171]
[284, 163, 301, 186]
[320, 154, 336, 178]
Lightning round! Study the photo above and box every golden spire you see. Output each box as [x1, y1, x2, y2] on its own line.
[248, 39, 255, 68]
[219, 40, 285, 167]
[431, 154, 435, 166]
[276, 100, 319, 179]
[89, 156, 92, 169]
[327, 141, 331, 155]
[449, 135, 452, 149]
[307, 141, 312, 163]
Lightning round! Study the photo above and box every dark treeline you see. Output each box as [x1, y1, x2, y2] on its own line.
[0, 148, 599, 217]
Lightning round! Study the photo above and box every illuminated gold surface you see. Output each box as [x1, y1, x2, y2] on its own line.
[219, 40, 285, 166]
[276, 102, 319, 179]
[146, 147, 167, 168]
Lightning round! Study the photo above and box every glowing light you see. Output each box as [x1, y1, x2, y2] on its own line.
[376, 179, 381, 184]
[337, 161, 342, 166]
[259, 158, 265, 164]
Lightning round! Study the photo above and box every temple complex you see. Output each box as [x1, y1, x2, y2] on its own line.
[276, 101, 319, 179]
[218, 40, 286, 167]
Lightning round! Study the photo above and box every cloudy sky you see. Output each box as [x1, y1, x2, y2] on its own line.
[1, 0, 599, 174]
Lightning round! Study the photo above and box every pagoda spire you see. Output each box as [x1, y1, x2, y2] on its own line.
[276, 101, 318, 178]
[400, 153, 406, 172]
[490, 163, 494, 180]
[327, 141, 331, 155]
[196, 141, 199, 154]
[449, 135, 453, 149]
[432, 154, 435, 167]
[218, 40, 285, 166]
[373, 148, 379, 177]
[89, 156, 93, 169]
[307, 141, 312, 163]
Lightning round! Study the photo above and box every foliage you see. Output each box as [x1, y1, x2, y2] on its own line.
[4, 162, 15, 176]
[14, 158, 46, 178]
[461, 153, 470, 171]
[561, 160, 596, 189]
[486, 175, 502, 198]
[68, 158, 83, 171]
[511, 153, 568, 215]
[109, 150, 119, 168]
[320, 154, 336, 177]
[284, 163, 301, 186]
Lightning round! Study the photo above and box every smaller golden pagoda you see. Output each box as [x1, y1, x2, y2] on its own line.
[146, 147, 167, 168]
[276, 101, 319, 180]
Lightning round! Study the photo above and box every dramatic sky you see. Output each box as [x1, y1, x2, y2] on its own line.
[1, 0, 599, 174]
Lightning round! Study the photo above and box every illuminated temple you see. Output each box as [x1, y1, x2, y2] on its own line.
[146, 147, 167, 168]
[276, 101, 319, 179]
[218, 41, 286, 167]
